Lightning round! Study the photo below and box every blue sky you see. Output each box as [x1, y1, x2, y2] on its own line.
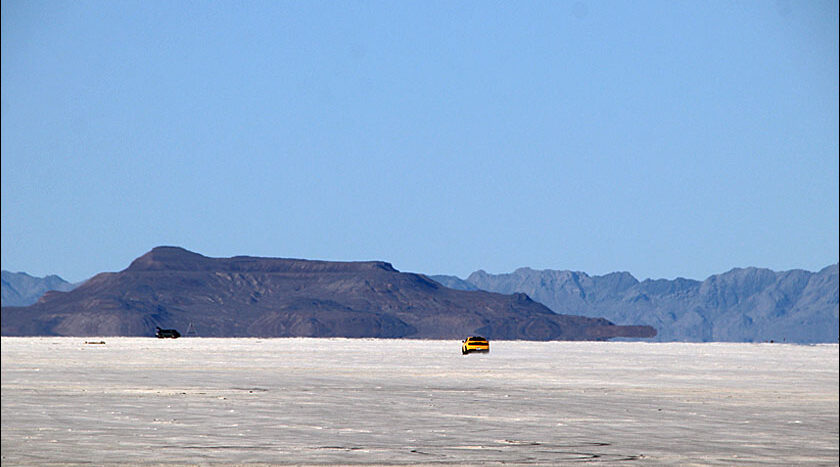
[2, 0, 838, 283]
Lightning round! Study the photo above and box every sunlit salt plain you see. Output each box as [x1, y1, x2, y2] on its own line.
[2, 338, 837, 466]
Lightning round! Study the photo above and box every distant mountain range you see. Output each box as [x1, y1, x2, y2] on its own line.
[1, 271, 76, 307]
[3, 251, 836, 342]
[433, 264, 839, 343]
[0, 247, 654, 340]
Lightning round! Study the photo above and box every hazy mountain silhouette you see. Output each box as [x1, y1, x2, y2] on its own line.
[1, 271, 76, 307]
[1, 247, 655, 340]
[433, 264, 838, 343]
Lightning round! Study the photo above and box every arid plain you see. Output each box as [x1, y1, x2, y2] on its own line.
[2, 338, 837, 465]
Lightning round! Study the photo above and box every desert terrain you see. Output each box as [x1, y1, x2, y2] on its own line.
[2, 338, 837, 465]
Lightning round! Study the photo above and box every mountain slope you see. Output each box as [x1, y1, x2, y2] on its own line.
[0, 247, 655, 340]
[433, 265, 838, 343]
[1, 271, 76, 307]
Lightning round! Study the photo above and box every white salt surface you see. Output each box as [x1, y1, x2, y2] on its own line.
[2, 338, 837, 466]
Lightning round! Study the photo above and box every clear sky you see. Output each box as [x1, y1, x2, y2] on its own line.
[2, 0, 838, 283]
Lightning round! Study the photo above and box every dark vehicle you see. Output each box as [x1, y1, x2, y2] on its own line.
[155, 327, 181, 339]
[462, 336, 489, 354]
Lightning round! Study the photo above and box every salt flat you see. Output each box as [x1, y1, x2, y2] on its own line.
[1, 338, 837, 466]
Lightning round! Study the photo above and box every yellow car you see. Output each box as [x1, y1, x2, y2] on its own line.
[461, 336, 490, 354]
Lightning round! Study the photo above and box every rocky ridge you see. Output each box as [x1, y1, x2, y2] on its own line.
[1, 247, 656, 340]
